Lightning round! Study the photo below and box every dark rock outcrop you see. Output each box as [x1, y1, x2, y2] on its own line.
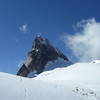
[17, 35, 69, 77]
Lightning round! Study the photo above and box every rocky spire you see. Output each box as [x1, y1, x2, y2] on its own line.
[16, 35, 69, 77]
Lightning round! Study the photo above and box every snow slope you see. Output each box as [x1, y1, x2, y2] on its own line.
[91, 60, 100, 64]
[0, 62, 100, 100]
[35, 63, 100, 81]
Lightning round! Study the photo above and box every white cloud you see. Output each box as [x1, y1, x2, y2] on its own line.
[62, 18, 100, 62]
[19, 24, 28, 33]
[17, 59, 25, 68]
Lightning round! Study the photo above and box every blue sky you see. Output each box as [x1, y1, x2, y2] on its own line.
[0, 0, 100, 74]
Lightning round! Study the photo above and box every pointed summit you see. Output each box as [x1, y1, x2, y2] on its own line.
[17, 36, 69, 77]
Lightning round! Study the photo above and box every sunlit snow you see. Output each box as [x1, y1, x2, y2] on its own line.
[0, 62, 100, 100]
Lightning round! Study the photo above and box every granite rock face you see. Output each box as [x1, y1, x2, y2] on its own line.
[17, 35, 69, 77]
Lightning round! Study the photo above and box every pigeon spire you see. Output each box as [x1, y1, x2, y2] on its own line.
[17, 36, 69, 77]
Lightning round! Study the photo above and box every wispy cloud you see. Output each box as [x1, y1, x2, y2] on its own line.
[19, 24, 28, 33]
[62, 18, 100, 62]
[17, 59, 25, 68]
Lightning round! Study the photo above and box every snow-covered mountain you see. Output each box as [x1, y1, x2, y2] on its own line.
[0, 62, 100, 100]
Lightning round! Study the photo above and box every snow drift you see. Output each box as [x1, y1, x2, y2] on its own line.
[0, 62, 100, 100]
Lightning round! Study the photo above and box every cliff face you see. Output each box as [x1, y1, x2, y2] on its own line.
[17, 35, 69, 77]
